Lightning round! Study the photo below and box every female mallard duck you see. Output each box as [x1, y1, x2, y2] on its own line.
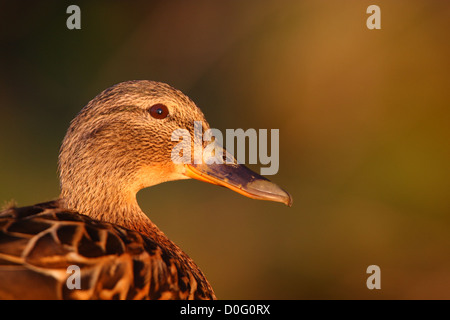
[0, 80, 292, 300]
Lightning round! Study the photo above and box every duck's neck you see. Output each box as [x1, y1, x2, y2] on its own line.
[59, 172, 216, 297]
[60, 187, 162, 240]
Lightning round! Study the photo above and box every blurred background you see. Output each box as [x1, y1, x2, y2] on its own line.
[1, 0, 449, 299]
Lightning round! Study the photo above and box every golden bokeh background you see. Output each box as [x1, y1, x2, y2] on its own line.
[1, 0, 449, 299]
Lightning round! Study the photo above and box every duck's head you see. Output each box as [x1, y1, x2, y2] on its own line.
[59, 81, 292, 223]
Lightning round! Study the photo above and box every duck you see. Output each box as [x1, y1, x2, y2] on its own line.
[0, 80, 292, 300]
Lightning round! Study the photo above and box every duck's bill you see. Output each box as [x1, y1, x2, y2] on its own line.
[184, 162, 293, 207]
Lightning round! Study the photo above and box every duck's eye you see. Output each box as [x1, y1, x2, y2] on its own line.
[149, 104, 169, 119]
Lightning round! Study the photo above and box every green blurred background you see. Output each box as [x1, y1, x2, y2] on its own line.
[1, 0, 449, 299]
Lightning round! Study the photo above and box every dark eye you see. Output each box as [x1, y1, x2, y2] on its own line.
[149, 104, 169, 119]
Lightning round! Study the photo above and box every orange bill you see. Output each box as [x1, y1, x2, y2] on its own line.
[184, 161, 293, 207]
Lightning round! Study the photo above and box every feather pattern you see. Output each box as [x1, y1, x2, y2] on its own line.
[0, 200, 214, 299]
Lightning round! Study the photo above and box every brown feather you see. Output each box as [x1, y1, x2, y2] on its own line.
[0, 201, 215, 299]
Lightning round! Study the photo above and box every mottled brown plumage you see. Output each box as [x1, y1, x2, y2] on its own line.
[0, 200, 212, 299]
[0, 80, 291, 300]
